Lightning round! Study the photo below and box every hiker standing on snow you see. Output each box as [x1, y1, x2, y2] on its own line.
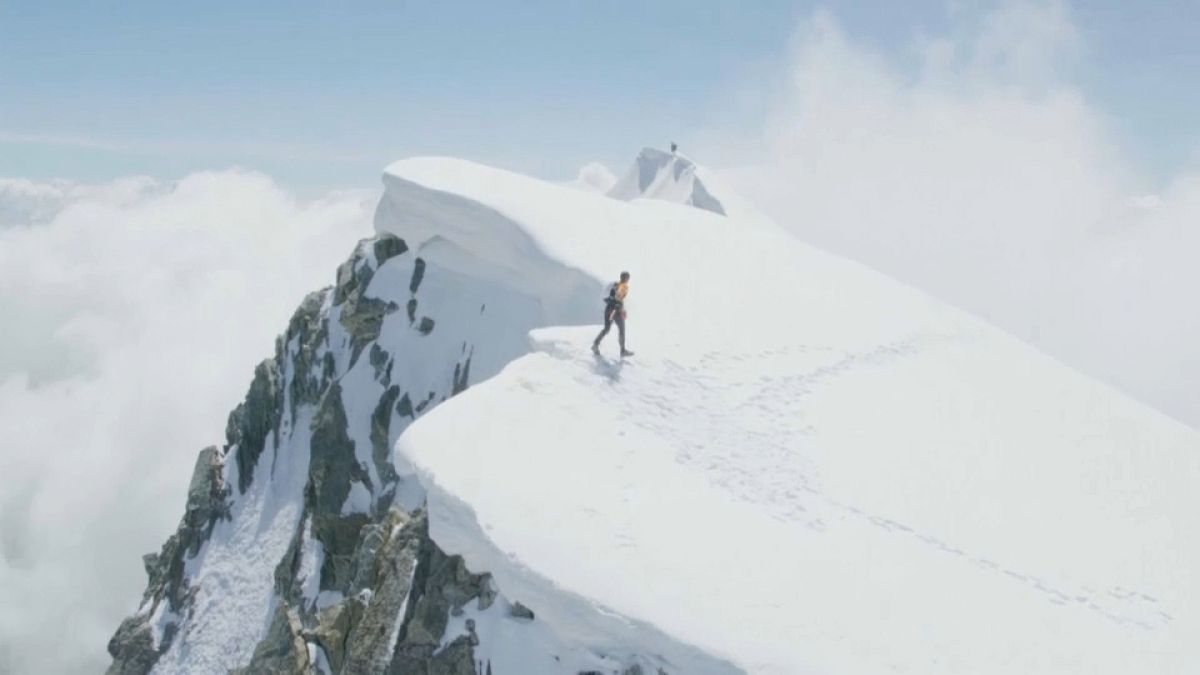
[593, 271, 633, 357]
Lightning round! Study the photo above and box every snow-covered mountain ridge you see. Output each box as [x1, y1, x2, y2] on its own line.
[109, 151, 1200, 675]
[607, 147, 725, 214]
[606, 147, 773, 226]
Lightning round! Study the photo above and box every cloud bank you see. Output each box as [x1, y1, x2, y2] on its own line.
[0, 172, 374, 672]
[706, 1, 1200, 427]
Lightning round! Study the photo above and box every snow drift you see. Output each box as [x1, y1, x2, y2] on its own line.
[386, 156, 1200, 674]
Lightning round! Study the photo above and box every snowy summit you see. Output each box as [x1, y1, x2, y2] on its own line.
[109, 151, 1200, 675]
[607, 147, 727, 214]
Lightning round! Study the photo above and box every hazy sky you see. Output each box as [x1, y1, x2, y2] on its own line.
[3, 0, 1199, 189]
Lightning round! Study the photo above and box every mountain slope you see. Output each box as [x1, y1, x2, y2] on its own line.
[109, 154, 1200, 675]
[385, 157, 1200, 674]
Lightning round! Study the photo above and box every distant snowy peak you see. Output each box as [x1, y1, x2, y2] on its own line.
[608, 147, 727, 215]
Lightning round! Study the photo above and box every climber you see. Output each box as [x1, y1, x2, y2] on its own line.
[592, 271, 633, 357]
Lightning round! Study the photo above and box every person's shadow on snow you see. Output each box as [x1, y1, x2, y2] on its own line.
[591, 352, 624, 382]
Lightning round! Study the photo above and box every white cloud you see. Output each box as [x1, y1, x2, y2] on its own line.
[0, 171, 374, 673]
[704, 1, 1200, 427]
[568, 161, 618, 193]
[0, 176, 162, 228]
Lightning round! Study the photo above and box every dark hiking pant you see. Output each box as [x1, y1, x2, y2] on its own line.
[593, 304, 625, 351]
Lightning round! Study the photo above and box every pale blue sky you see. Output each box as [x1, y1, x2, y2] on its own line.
[2, 1, 1198, 189]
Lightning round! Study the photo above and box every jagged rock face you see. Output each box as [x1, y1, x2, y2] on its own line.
[228, 361, 285, 493]
[236, 509, 484, 675]
[106, 233, 504, 675]
[107, 446, 229, 672]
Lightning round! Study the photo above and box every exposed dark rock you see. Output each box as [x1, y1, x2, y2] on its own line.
[373, 234, 408, 267]
[181, 446, 231, 555]
[409, 257, 426, 294]
[370, 386, 402, 486]
[308, 382, 373, 593]
[476, 577, 497, 611]
[322, 351, 337, 383]
[415, 391, 435, 414]
[369, 344, 390, 384]
[105, 618, 159, 675]
[141, 552, 158, 579]
[107, 446, 230, 673]
[417, 316, 436, 335]
[334, 249, 375, 306]
[396, 392, 415, 420]
[286, 289, 333, 422]
[334, 239, 407, 367]
[272, 514, 307, 604]
[232, 602, 311, 675]
[312, 595, 364, 673]
[510, 601, 535, 620]
[342, 510, 423, 673]
[452, 353, 472, 395]
[227, 360, 283, 493]
[259, 509, 486, 675]
[341, 297, 399, 367]
[407, 298, 418, 324]
[388, 520, 488, 673]
[388, 635, 476, 675]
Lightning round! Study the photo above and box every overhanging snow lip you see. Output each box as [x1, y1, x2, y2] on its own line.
[401, 457, 749, 675]
[375, 163, 605, 320]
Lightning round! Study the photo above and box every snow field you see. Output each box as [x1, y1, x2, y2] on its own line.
[388, 157, 1200, 674]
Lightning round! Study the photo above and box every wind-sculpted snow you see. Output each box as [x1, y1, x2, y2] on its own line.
[388, 158, 1200, 674]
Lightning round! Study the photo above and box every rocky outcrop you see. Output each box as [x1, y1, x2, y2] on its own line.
[106, 619, 161, 675]
[285, 289, 334, 421]
[373, 234, 408, 267]
[107, 233, 513, 675]
[227, 506, 488, 675]
[387, 524, 490, 675]
[371, 385, 403, 485]
[234, 603, 311, 675]
[107, 446, 231, 673]
[336, 241, 402, 366]
[308, 382, 374, 594]
[228, 360, 284, 493]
